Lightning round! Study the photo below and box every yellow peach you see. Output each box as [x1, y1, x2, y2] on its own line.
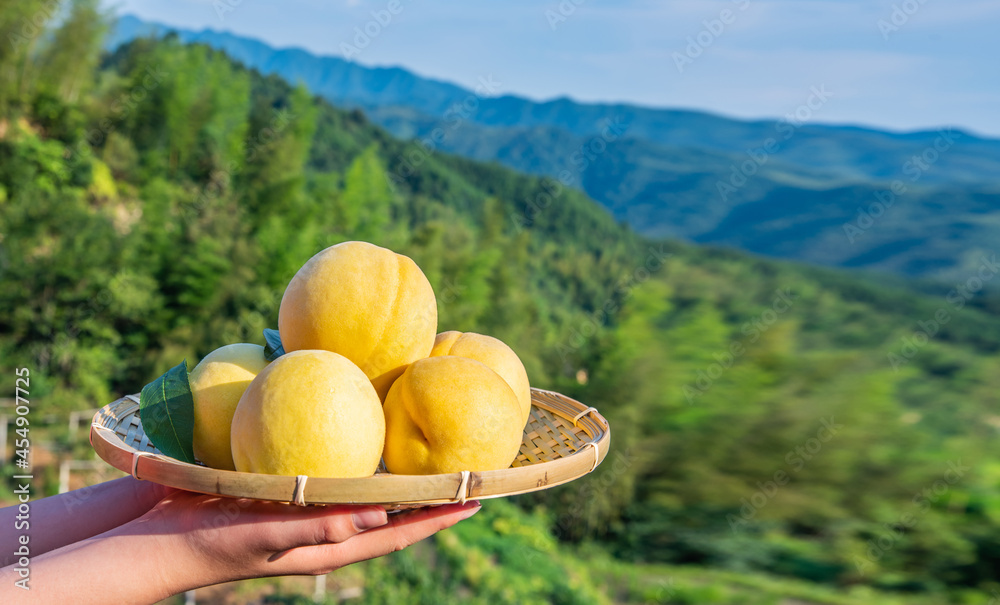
[231, 349, 385, 478]
[383, 356, 523, 475]
[278, 241, 437, 401]
[189, 343, 269, 470]
[430, 331, 532, 425]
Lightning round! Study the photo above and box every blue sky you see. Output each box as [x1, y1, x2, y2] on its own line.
[105, 0, 1000, 137]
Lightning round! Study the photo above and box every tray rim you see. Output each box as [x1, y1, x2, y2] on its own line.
[90, 387, 610, 507]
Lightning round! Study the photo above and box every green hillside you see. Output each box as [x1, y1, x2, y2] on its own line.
[365, 105, 1000, 283]
[4, 5, 1000, 603]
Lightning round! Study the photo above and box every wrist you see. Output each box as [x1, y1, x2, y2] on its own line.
[134, 493, 276, 593]
[129, 501, 229, 596]
[125, 476, 175, 510]
[26, 512, 215, 605]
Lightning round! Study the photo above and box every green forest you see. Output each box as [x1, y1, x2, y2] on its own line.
[3, 2, 1000, 603]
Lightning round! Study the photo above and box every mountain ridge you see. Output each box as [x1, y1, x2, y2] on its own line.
[110, 14, 1000, 284]
[109, 15, 997, 156]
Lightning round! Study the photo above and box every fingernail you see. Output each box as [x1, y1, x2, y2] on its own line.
[458, 501, 481, 520]
[353, 508, 388, 530]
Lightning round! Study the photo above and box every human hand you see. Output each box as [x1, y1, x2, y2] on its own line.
[136, 490, 481, 593]
[0, 475, 174, 566]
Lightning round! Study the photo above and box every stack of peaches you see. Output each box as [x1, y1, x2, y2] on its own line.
[189, 241, 530, 478]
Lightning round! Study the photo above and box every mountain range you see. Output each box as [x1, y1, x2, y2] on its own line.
[110, 15, 1000, 283]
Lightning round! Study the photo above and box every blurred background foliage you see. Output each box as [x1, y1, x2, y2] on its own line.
[2, 2, 1000, 603]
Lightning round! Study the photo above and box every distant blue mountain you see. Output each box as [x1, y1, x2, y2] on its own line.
[110, 15, 1000, 282]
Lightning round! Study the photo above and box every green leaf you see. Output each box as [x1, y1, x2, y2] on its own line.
[139, 361, 196, 464]
[263, 328, 286, 361]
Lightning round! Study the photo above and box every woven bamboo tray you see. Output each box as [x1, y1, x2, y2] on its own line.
[90, 388, 610, 509]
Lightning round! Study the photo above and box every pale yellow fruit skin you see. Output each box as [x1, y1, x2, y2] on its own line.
[189, 343, 269, 471]
[231, 349, 385, 478]
[278, 241, 437, 402]
[383, 356, 523, 475]
[430, 331, 532, 426]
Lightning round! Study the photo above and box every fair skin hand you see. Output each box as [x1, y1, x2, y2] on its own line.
[0, 476, 174, 564]
[0, 478, 480, 604]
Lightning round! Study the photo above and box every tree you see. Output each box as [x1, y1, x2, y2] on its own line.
[336, 144, 395, 242]
[0, 0, 61, 115]
[36, 0, 108, 103]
